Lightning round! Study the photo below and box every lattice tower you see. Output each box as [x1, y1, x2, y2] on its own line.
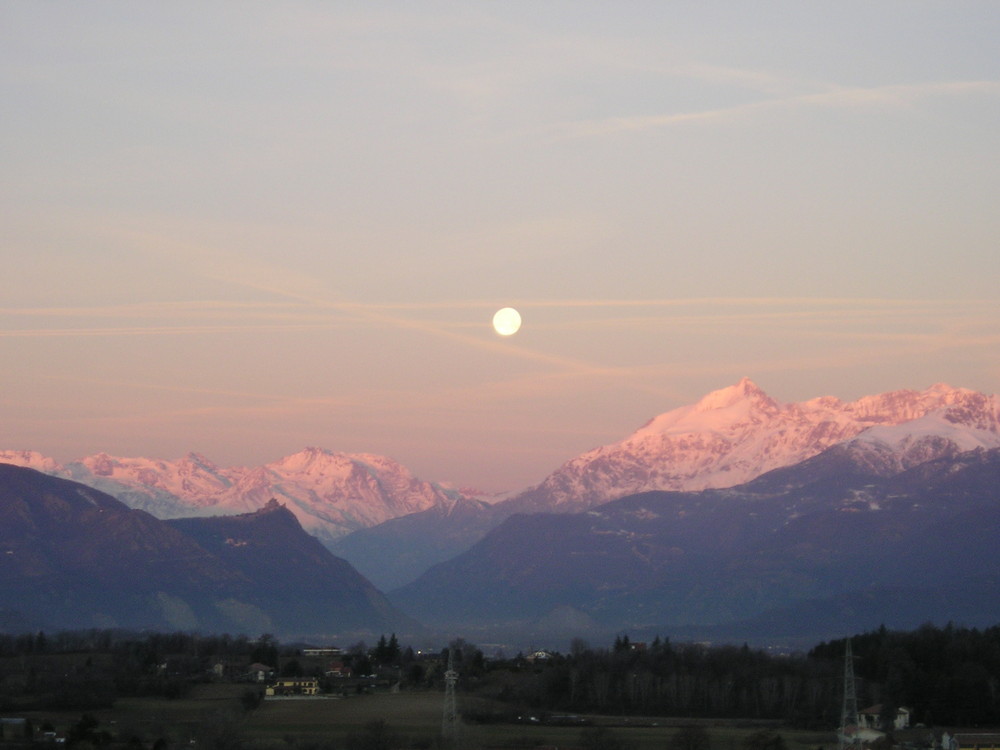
[442, 647, 459, 748]
[839, 640, 860, 750]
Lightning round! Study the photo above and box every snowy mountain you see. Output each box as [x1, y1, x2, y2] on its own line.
[4, 378, 998, 586]
[329, 378, 1000, 589]
[0, 447, 467, 548]
[500, 378, 1000, 514]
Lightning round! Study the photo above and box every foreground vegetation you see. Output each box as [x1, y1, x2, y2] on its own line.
[0, 623, 998, 749]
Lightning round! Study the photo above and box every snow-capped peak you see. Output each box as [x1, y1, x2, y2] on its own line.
[693, 376, 776, 412]
[503, 379, 1000, 514]
[631, 377, 779, 440]
[0, 446, 469, 548]
[0, 450, 63, 473]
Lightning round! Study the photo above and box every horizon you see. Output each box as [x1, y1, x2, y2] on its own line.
[3, 4, 999, 492]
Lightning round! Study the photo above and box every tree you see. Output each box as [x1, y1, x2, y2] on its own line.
[373, 634, 401, 665]
[250, 634, 278, 668]
[281, 659, 303, 677]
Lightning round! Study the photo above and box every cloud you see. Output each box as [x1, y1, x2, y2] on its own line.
[559, 79, 1000, 137]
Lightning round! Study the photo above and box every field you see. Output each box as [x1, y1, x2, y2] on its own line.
[245, 691, 836, 750]
[17, 685, 837, 750]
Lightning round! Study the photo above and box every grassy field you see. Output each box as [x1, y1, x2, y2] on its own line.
[18, 683, 249, 746]
[243, 691, 836, 750]
[245, 691, 446, 742]
[19, 686, 837, 750]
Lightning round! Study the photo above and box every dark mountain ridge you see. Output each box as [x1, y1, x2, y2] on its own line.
[390, 446, 1000, 643]
[0, 464, 413, 638]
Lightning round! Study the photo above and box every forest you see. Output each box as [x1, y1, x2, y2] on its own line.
[1, 623, 999, 729]
[460, 624, 1000, 727]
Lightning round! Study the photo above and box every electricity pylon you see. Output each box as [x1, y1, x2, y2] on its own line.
[839, 640, 860, 750]
[442, 647, 459, 749]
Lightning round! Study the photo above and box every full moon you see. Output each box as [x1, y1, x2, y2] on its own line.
[492, 307, 522, 336]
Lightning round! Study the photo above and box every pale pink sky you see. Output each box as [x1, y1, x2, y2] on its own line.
[3, 3, 999, 491]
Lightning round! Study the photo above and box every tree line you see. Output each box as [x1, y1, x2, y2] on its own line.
[467, 625, 1000, 727]
[810, 622, 1000, 727]
[2, 623, 999, 726]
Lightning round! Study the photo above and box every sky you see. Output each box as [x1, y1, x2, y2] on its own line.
[2, 2, 999, 492]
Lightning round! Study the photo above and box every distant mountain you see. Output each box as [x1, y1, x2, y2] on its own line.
[330, 496, 495, 590]
[389, 445, 1000, 643]
[336, 379, 1000, 588]
[500, 378, 1000, 514]
[6, 380, 998, 593]
[0, 464, 414, 637]
[0, 447, 469, 548]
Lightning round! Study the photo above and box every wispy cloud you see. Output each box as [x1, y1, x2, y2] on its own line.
[5, 295, 995, 339]
[559, 79, 1000, 138]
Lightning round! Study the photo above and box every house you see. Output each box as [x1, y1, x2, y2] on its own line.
[265, 677, 320, 697]
[246, 663, 275, 682]
[526, 650, 553, 663]
[894, 707, 912, 730]
[325, 660, 351, 677]
[859, 704, 911, 731]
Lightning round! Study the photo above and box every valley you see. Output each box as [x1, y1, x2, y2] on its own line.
[2, 379, 1000, 644]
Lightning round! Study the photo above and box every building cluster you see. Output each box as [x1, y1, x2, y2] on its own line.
[845, 705, 1000, 750]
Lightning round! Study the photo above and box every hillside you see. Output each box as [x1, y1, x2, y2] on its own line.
[390, 445, 1000, 643]
[0, 464, 413, 637]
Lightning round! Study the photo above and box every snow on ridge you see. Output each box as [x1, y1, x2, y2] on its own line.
[0, 450, 63, 473]
[0, 445, 467, 545]
[4, 379, 998, 540]
[506, 379, 1000, 513]
[855, 407, 1000, 453]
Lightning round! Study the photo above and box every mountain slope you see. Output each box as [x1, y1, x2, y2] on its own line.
[390, 446, 1000, 642]
[329, 496, 495, 590]
[167, 500, 411, 634]
[0, 464, 414, 637]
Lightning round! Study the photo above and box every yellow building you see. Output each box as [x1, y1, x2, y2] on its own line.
[265, 678, 319, 696]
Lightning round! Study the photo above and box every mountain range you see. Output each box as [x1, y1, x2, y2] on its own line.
[0, 463, 411, 637]
[2, 378, 999, 644]
[390, 442, 1000, 644]
[500, 377, 1000, 513]
[334, 378, 1000, 588]
[0, 446, 473, 549]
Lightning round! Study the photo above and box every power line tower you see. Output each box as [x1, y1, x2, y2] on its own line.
[839, 640, 860, 750]
[442, 646, 459, 749]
